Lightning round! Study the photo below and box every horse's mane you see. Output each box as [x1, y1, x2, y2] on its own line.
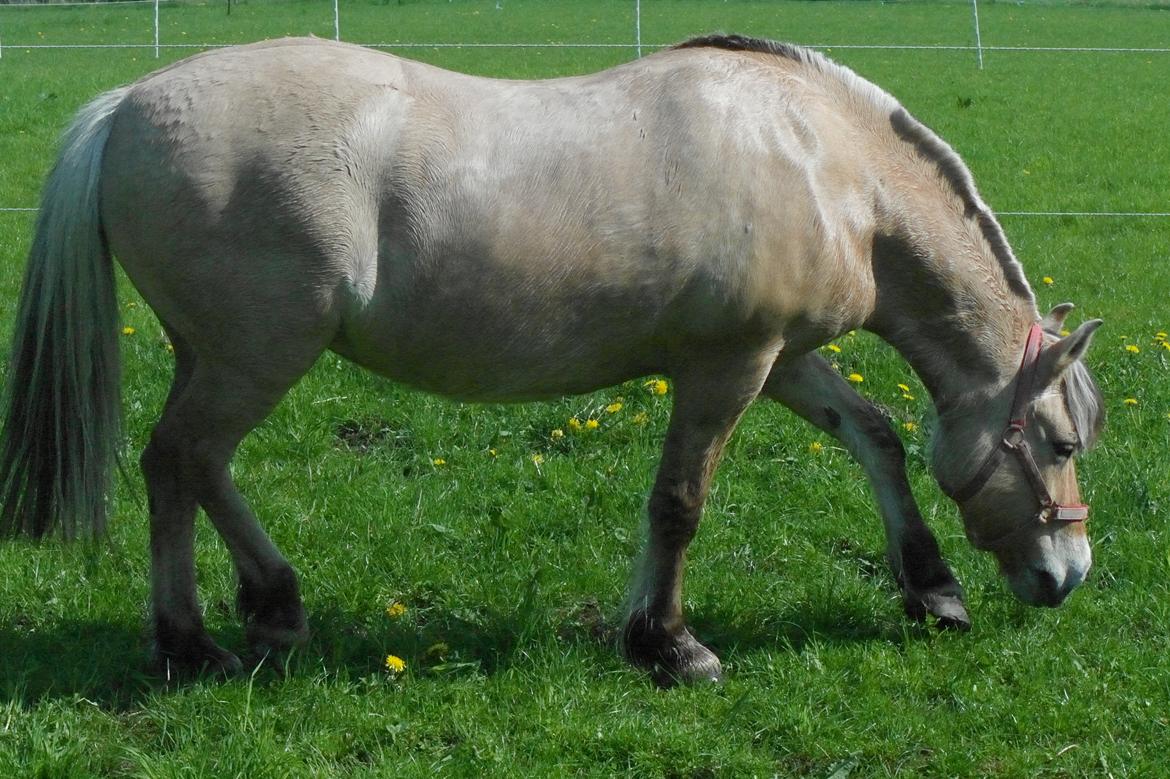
[1065, 359, 1105, 451]
[673, 34, 1036, 307]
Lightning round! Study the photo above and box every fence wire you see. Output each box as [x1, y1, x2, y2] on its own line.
[1, 0, 1167, 218]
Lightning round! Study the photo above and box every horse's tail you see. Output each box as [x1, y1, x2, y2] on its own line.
[0, 86, 130, 540]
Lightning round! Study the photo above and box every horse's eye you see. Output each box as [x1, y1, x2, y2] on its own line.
[1053, 441, 1077, 461]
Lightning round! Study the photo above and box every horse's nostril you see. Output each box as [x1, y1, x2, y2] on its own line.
[1034, 568, 1065, 607]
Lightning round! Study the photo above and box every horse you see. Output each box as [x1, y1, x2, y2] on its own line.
[0, 35, 1103, 684]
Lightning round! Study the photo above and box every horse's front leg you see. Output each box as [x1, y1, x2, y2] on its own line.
[761, 352, 970, 629]
[623, 349, 777, 685]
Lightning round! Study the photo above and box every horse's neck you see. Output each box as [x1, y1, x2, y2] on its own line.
[866, 206, 1038, 410]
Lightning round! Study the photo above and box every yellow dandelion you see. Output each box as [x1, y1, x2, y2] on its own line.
[897, 383, 911, 393]
[1155, 332, 1168, 342]
[164, 343, 175, 353]
[550, 428, 564, 440]
[384, 654, 406, 674]
[1059, 329, 1070, 337]
[385, 602, 406, 619]
[432, 457, 446, 466]
[903, 421, 917, 432]
[488, 448, 498, 458]
[826, 343, 842, 353]
[531, 453, 545, 466]
[121, 326, 136, 336]
[847, 373, 864, 383]
[1125, 344, 1140, 354]
[1123, 398, 1138, 406]
[1162, 342, 1170, 352]
[584, 419, 599, 431]
[605, 402, 623, 414]
[567, 417, 583, 433]
[631, 411, 650, 425]
[808, 441, 824, 454]
[644, 379, 669, 396]
[902, 393, 915, 401]
[1042, 276, 1054, 286]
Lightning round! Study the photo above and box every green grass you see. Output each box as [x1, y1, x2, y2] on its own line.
[2, 1, 1169, 776]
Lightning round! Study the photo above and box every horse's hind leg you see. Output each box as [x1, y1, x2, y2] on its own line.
[622, 349, 777, 685]
[142, 331, 242, 673]
[761, 353, 969, 629]
[143, 330, 319, 672]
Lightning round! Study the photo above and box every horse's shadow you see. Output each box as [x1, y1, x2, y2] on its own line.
[0, 593, 932, 709]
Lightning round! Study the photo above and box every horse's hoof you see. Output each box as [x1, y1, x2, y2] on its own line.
[239, 568, 308, 652]
[924, 593, 971, 631]
[905, 589, 971, 631]
[151, 635, 243, 678]
[622, 612, 724, 687]
[246, 619, 310, 654]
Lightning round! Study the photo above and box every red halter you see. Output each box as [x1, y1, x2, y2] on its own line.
[946, 324, 1089, 546]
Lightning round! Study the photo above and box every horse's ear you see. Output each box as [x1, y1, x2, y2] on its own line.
[1038, 319, 1102, 385]
[1041, 302, 1075, 334]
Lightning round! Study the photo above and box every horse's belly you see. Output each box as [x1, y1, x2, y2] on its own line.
[332, 302, 664, 402]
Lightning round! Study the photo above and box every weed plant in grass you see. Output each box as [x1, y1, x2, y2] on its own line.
[2, 1, 1169, 776]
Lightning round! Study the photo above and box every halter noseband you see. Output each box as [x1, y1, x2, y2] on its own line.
[946, 324, 1089, 546]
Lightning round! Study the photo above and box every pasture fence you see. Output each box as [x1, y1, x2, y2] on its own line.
[1, 0, 1167, 219]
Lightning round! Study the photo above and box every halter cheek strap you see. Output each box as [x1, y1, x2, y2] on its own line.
[945, 324, 1089, 542]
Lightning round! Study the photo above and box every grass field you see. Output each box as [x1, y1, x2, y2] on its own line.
[1, 1, 1169, 776]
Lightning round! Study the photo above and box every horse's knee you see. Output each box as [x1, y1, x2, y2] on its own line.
[849, 400, 907, 462]
[648, 481, 705, 546]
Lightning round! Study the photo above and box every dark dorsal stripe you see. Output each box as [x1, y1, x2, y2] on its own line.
[672, 34, 813, 66]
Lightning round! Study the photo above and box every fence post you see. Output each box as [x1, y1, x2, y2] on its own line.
[635, 0, 641, 57]
[971, 0, 984, 69]
[154, 0, 160, 58]
[334, 0, 340, 42]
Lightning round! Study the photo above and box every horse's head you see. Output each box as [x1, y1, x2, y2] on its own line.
[933, 307, 1103, 607]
